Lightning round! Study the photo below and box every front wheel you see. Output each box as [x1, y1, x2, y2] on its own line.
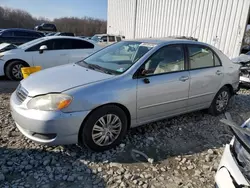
[5, 61, 27, 81]
[80, 105, 128, 152]
[209, 86, 231, 116]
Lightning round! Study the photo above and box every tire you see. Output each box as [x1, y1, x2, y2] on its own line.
[80, 105, 128, 152]
[5, 61, 27, 81]
[208, 86, 231, 116]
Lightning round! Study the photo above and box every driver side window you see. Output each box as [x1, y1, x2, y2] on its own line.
[26, 40, 53, 52]
[141, 45, 185, 76]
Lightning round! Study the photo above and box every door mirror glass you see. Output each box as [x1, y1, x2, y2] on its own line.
[39, 45, 48, 53]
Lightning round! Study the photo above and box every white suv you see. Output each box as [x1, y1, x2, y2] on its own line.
[90, 34, 124, 46]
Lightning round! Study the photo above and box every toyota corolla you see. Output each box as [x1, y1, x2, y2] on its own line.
[10, 38, 240, 151]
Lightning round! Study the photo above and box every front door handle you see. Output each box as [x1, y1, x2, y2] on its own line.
[179, 76, 189, 82]
[216, 70, 223, 75]
[60, 54, 67, 56]
[143, 78, 150, 84]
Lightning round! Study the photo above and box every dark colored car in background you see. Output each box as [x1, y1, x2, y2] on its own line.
[0, 28, 45, 45]
[54, 32, 75, 36]
[34, 23, 57, 32]
[241, 45, 250, 54]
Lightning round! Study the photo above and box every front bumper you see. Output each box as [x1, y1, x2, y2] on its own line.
[0, 59, 5, 76]
[215, 142, 249, 188]
[10, 91, 90, 145]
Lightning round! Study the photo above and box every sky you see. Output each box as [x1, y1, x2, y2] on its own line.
[0, 0, 107, 20]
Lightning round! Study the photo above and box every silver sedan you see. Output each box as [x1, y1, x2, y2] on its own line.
[10, 38, 240, 151]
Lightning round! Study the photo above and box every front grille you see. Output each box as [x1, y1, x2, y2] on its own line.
[16, 85, 28, 103]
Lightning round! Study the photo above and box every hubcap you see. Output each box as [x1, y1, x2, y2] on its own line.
[92, 114, 122, 146]
[12, 64, 24, 79]
[216, 91, 229, 112]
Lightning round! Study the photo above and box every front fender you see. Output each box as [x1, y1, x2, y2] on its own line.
[63, 76, 137, 120]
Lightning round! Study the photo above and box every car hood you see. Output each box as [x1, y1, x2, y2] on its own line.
[0, 43, 18, 52]
[21, 64, 115, 97]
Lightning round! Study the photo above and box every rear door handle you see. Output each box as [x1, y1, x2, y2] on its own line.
[216, 70, 223, 75]
[179, 76, 189, 82]
[60, 54, 67, 56]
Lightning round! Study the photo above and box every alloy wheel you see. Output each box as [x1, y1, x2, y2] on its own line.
[12, 64, 24, 80]
[92, 114, 122, 146]
[216, 91, 229, 112]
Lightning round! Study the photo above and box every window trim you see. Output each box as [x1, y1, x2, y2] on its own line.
[185, 44, 222, 71]
[133, 44, 188, 79]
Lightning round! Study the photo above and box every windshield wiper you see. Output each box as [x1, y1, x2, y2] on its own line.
[88, 64, 115, 75]
[77, 61, 116, 75]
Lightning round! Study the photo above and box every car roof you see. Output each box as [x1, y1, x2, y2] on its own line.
[94, 34, 123, 37]
[43, 36, 93, 42]
[1, 28, 42, 33]
[125, 37, 207, 46]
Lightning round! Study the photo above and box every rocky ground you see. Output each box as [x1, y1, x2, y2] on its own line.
[1, 87, 250, 188]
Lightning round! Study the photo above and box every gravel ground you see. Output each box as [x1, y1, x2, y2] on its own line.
[1, 88, 250, 188]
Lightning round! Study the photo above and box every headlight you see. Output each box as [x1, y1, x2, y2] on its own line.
[0, 53, 4, 59]
[233, 138, 250, 174]
[27, 94, 72, 111]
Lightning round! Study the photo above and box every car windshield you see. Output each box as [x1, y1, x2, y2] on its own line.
[18, 38, 46, 49]
[77, 41, 156, 74]
[91, 35, 102, 42]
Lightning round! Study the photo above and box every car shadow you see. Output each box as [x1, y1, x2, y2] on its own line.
[2, 89, 250, 170]
[0, 76, 19, 94]
[0, 147, 106, 187]
[63, 92, 250, 164]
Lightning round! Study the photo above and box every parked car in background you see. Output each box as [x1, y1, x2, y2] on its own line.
[231, 54, 250, 88]
[34, 23, 57, 32]
[10, 38, 240, 151]
[0, 28, 45, 45]
[215, 115, 250, 188]
[46, 32, 56, 36]
[240, 45, 250, 54]
[91, 34, 123, 46]
[54, 32, 75, 37]
[0, 36, 101, 80]
[79, 36, 91, 40]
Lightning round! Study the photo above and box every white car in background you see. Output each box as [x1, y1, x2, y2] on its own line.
[215, 114, 250, 188]
[90, 34, 124, 47]
[0, 36, 101, 80]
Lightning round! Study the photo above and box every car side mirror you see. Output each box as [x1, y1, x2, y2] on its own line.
[39, 45, 48, 54]
[138, 68, 147, 77]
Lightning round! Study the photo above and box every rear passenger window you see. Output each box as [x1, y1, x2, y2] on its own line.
[108, 36, 115, 42]
[188, 45, 221, 69]
[2, 31, 14, 37]
[116, 37, 121, 42]
[30, 32, 43, 37]
[101, 36, 107, 42]
[72, 40, 94, 49]
[52, 39, 72, 50]
[13, 31, 30, 37]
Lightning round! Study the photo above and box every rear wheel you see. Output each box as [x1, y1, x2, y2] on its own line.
[80, 105, 128, 152]
[5, 61, 28, 81]
[209, 86, 231, 116]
